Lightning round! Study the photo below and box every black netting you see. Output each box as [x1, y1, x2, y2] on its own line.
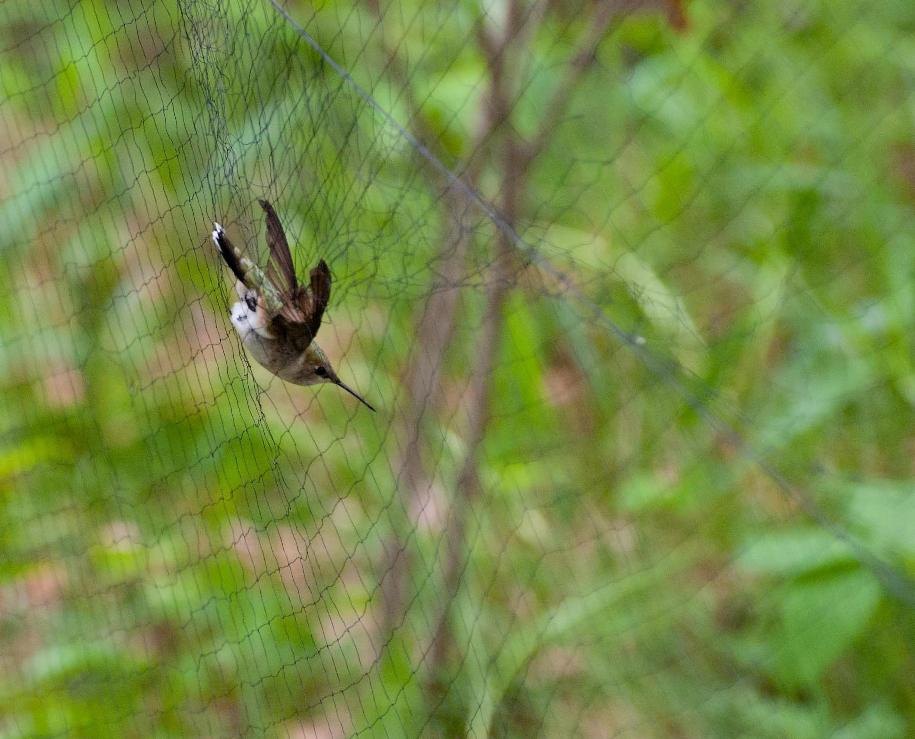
[1, 0, 914, 736]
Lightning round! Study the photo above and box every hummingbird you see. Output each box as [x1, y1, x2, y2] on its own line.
[210, 199, 375, 411]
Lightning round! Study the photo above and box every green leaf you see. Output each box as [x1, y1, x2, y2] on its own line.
[0, 436, 74, 481]
[847, 480, 915, 558]
[772, 569, 880, 688]
[831, 705, 906, 739]
[617, 471, 678, 512]
[468, 554, 697, 737]
[753, 353, 874, 453]
[532, 222, 707, 373]
[737, 528, 856, 577]
[26, 641, 142, 684]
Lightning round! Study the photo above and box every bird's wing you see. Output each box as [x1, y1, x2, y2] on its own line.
[304, 260, 331, 334]
[258, 199, 297, 294]
[258, 199, 309, 323]
[211, 222, 285, 316]
[284, 260, 332, 344]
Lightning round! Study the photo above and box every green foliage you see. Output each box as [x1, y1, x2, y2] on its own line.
[1, 0, 914, 736]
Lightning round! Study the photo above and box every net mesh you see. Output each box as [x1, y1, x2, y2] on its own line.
[1, 0, 914, 736]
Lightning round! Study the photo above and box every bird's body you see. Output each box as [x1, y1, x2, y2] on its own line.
[232, 305, 330, 387]
[211, 200, 374, 410]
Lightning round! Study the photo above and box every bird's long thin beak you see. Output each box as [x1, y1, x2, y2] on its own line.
[335, 379, 376, 412]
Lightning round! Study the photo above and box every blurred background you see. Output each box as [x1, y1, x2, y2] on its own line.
[1, 0, 914, 736]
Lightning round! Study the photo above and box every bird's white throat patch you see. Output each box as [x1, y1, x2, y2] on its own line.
[229, 300, 271, 338]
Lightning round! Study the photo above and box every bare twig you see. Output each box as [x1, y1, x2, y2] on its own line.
[521, 0, 622, 168]
[423, 0, 624, 714]
[378, 185, 474, 641]
[366, 0, 625, 707]
[363, 0, 474, 642]
[364, 0, 516, 643]
[425, 142, 521, 690]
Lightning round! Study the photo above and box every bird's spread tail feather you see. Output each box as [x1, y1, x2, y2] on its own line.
[209, 221, 286, 316]
[211, 222, 248, 286]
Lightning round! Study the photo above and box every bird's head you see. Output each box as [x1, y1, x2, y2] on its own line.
[303, 344, 375, 411]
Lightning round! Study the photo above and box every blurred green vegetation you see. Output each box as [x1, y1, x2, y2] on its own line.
[1, 0, 914, 737]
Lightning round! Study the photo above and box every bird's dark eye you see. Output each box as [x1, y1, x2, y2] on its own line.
[315, 366, 327, 377]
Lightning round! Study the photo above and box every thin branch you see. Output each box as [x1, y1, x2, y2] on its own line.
[377, 187, 474, 642]
[364, 1, 448, 163]
[521, 0, 622, 168]
[365, 0, 626, 705]
[424, 0, 527, 703]
[363, 0, 520, 643]
[424, 0, 622, 717]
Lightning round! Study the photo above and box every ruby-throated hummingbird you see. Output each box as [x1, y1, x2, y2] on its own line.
[210, 199, 375, 411]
